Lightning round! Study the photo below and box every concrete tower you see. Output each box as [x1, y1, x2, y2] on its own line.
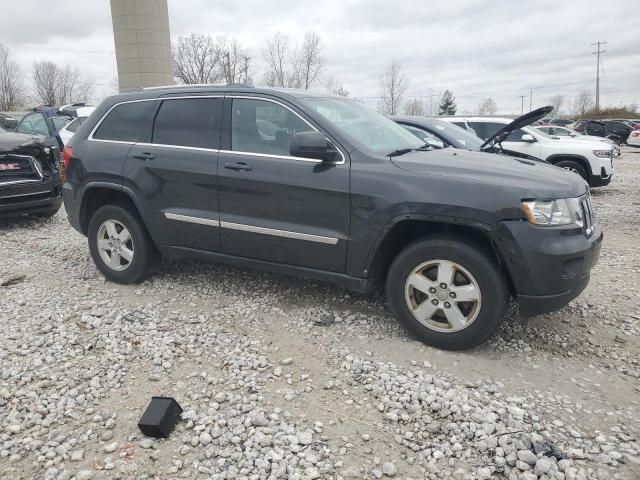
[109, 0, 174, 92]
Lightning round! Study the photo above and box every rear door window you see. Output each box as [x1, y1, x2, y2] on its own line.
[93, 101, 157, 142]
[152, 97, 222, 149]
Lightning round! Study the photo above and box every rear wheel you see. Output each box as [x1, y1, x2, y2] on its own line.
[555, 160, 587, 181]
[88, 204, 157, 284]
[386, 237, 508, 350]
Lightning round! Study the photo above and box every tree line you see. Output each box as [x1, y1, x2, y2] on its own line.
[1, 37, 637, 120]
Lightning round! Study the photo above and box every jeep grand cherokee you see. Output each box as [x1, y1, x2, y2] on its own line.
[61, 85, 602, 350]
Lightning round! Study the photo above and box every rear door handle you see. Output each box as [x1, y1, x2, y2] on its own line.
[132, 152, 155, 161]
[224, 162, 252, 171]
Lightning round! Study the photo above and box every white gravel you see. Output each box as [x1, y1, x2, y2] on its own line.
[1, 149, 639, 479]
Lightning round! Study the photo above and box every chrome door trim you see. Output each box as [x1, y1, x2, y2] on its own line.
[218, 149, 322, 163]
[220, 221, 339, 245]
[164, 212, 220, 227]
[136, 142, 219, 153]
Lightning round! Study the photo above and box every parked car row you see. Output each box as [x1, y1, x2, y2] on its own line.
[408, 110, 615, 187]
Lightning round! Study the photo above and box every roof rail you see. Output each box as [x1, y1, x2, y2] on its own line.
[143, 82, 254, 91]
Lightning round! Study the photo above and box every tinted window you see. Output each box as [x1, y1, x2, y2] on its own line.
[589, 122, 605, 134]
[66, 117, 87, 133]
[17, 113, 50, 136]
[481, 122, 504, 140]
[93, 101, 156, 142]
[506, 128, 527, 141]
[402, 125, 446, 148]
[52, 117, 71, 132]
[152, 98, 221, 148]
[65, 118, 80, 133]
[231, 98, 313, 156]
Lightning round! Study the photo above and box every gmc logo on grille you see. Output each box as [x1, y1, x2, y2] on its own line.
[0, 162, 21, 171]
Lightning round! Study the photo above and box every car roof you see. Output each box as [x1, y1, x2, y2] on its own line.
[108, 84, 342, 104]
[442, 116, 514, 123]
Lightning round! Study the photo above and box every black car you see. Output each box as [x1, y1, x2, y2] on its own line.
[62, 85, 601, 350]
[392, 111, 549, 163]
[601, 121, 633, 143]
[573, 120, 622, 143]
[0, 113, 19, 131]
[16, 110, 71, 150]
[0, 126, 63, 218]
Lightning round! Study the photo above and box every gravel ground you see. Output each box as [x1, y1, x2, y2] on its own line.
[1, 149, 639, 480]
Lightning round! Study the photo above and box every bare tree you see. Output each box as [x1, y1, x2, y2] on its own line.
[324, 74, 349, 96]
[263, 31, 325, 89]
[377, 60, 409, 116]
[33, 61, 58, 105]
[32, 61, 92, 105]
[217, 37, 251, 84]
[404, 98, 424, 116]
[57, 65, 92, 104]
[295, 31, 324, 90]
[172, 33, 221, 84]
[0, 44, 25, 111]
[547, 94, 564, 116]
[477, 97, 497, 116]
[263, 32, 290, 87]
[572, 90, 594, 117]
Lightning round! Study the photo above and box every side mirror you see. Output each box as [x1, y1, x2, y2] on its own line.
[521, 134, 536, 143]
[289, 131, 337, 162]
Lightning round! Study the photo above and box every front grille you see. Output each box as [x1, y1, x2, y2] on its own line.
[580, 193, 595, 236]
[0, 154, 43, 184]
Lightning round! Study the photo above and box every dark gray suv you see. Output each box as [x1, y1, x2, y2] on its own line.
[62, 85, 602, 350]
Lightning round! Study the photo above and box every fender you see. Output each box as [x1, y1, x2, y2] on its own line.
[74, 181, 145, 234]
[361, 212, 495, 277]
[545, 154, 593, 177]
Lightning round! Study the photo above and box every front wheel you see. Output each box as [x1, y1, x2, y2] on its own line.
[386, 237, 508, 350]
[87, 204, 157, 284]
[555, 160, 587, 181]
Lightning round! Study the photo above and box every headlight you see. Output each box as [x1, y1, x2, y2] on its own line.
[522, 198, 583, 226]
[593, 149, 612, 158]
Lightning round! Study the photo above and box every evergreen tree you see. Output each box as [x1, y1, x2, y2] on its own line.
[438, 90, 457, 115]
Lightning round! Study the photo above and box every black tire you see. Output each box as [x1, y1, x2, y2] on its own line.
[87, 204, 157, 284]
[555, 160, 587, 182]
[386, 237, 508, 350]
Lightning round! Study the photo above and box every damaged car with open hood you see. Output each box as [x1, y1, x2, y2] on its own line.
[0, 125, 63, 218]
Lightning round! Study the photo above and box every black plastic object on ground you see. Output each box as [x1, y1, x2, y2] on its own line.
[138, 396, 183, 438]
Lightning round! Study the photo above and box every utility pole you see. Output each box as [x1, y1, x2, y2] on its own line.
[518, 95, 526, 115]
[591, 41, 607, 111]
[529, 89, 533, 112]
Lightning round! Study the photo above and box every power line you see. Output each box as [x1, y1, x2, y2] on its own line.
[591, 40, 607, 111]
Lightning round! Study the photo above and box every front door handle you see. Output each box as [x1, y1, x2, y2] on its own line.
[224, 162, 252, 171]
[132, 152, 155, 161]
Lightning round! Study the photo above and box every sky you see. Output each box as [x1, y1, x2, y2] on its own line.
[1, 0, 639, 115]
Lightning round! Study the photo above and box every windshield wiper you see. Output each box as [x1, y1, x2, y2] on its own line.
[387, 148, 413, 157]
[387, 144, 434, 157]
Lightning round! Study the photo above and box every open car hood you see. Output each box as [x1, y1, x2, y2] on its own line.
[480, 106, 553, 150]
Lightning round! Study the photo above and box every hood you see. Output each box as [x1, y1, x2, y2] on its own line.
[391, 148, 587, 199]
[481, 106, 553, 150]
[0, 132, 46, 153]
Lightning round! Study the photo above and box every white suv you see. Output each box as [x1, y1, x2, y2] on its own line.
[444, 115, 615, 187]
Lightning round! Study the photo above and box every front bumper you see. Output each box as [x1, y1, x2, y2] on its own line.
[493, 221, 603, 317]
[0, 179, 62, 218]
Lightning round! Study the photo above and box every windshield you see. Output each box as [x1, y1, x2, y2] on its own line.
[301, 97, 423, 155]
[427, 120, 483, 150]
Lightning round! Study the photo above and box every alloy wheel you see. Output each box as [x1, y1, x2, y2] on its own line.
[96, 219, 134, 271]
[404, 260, 482, 332]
